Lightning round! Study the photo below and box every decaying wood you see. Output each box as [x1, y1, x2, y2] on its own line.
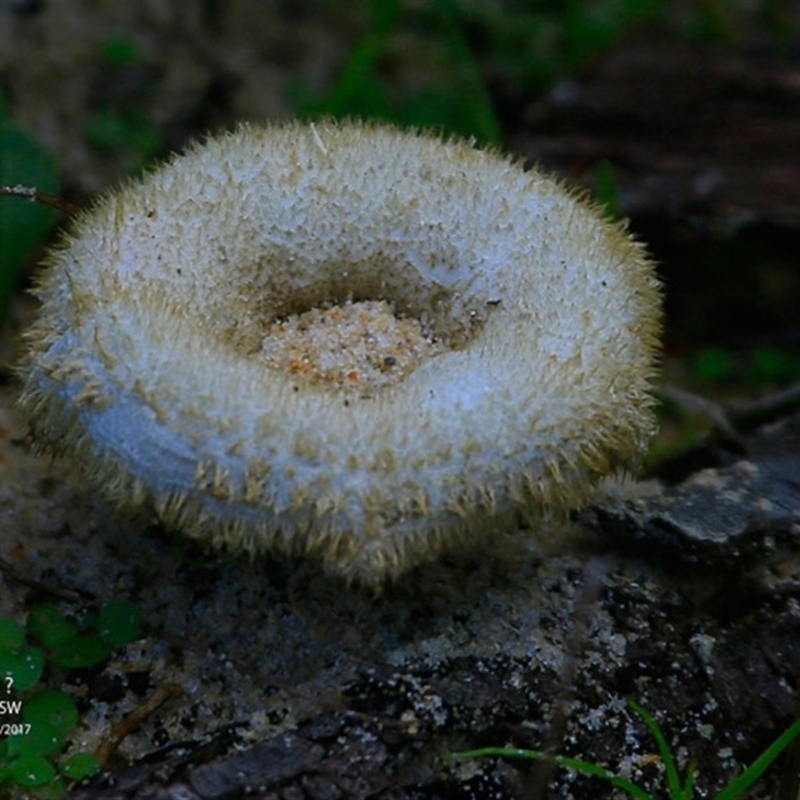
[511, 40, 800, 229]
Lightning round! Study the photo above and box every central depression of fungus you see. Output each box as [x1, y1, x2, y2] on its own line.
[18, 120, 661, 583]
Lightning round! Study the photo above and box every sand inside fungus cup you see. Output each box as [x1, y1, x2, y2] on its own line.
[18, 120, 662, 583]
[259, 300, 443, 395]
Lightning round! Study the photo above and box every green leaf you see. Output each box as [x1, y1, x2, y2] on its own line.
[96, 601, 143, 646]
[60, 751, 100, 780]
[50, 635, 111, 669]
[9, 754, 57, 786]
[0, 645, 45, 691]
[0, 617, 26, 652]
[7, 721, 64, 758]
[27, 604, 78, 649]
[0, 123, 59, 310]
[24, 690, 79, 735]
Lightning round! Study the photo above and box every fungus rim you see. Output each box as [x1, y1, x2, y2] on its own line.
[18, 120, 662, 583]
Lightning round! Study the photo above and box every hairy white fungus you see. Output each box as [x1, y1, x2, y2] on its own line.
[18, 120, 661, 583]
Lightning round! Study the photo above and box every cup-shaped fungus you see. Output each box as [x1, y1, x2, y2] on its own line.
[18, 120, 661, 583]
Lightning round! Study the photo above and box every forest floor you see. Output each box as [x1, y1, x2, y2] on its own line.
[1, 2, 800, 798]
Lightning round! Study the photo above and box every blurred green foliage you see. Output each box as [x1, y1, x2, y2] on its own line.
[0, 91, 60, 315]
[101, 33, 145, 67]
[84, 34, 163, 169]
[692, 346, 800, 387]
[291, 0, 789, 144]
[594, 159, 623, 220]
[292, 0, 502, 144]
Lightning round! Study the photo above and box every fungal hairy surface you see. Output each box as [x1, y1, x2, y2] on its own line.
[19, 120, 661, 583]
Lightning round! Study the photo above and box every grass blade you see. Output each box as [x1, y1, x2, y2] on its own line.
[629, 700, 686, 799]
[452, 746, 654, 800]
[714, 716, 800, 800]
